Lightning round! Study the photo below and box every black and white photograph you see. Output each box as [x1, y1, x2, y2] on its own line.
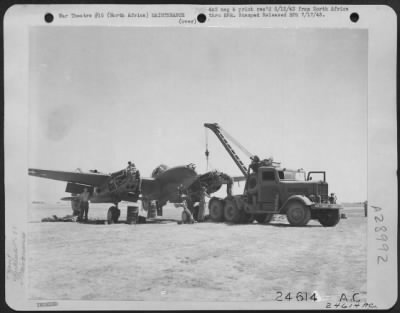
[4, 4, 397, 310]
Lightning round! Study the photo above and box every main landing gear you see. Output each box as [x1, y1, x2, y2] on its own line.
[107, 204, 121, 224]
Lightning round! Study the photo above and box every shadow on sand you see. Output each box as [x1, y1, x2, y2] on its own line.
[77, 217, 180, 225]
[36, 217, 322, 227]
[224, 222, 322, 228]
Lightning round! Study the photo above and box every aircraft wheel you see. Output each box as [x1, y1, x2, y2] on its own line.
[254, 213, 273, 224]
[107, 206, 120, 224]
[286, 202, 311, 226]
[224, 200, 242, 224]
[318, 210, 341, 227]
[209, 198, 224, 222]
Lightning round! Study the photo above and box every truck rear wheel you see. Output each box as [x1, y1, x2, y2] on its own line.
[224, 200, 242, 223]
[318, 210, 340, 227]
[209, 198, 224, 222]
[255, 213, 273, 224]
[286, 202, 311, 226]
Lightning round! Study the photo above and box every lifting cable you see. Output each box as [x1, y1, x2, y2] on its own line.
[205, 128, 210, 171]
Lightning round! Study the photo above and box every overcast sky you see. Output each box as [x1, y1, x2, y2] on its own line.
[28, 26, 367, 202]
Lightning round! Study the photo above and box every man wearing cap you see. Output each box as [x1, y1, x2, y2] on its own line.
[249, 155, 261, 173]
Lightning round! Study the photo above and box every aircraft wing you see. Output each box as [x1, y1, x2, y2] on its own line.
[28, 168, 110, 187]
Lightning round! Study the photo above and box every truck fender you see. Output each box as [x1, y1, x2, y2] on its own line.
[280, 195, 313, 214]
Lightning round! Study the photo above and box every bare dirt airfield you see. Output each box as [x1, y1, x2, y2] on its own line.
[28, 202, 366, 302]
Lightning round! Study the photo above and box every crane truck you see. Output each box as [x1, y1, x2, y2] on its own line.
[204, 123, 343, 227]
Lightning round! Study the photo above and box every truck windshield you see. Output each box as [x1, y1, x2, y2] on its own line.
[278, 170, 306, 181]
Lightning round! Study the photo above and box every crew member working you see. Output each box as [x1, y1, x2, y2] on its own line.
[126, 161, 141, 193]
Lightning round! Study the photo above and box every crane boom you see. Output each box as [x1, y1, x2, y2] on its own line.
[204, 123, 249, 177]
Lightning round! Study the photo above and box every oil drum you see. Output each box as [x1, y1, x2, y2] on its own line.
[127, 205, 139, 224]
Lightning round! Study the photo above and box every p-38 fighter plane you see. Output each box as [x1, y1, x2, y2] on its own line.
[28, 162, 242, 223]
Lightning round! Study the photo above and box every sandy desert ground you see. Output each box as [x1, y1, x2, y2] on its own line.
[27, 202, 367, 303]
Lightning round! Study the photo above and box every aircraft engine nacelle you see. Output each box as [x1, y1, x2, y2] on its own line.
[197, 171, 228, 194]
[65, 182, 92, 194]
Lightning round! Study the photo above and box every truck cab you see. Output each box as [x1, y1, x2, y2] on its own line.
[244, 166, 342, 226]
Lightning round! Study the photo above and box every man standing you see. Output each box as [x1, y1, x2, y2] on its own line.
[249, 155, 261, 173]
[79, 187, 90, 222]
[127, 161, 141, 193]
[197, 186, 208, 222]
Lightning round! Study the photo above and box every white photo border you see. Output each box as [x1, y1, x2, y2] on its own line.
[4, 4, 397, 310]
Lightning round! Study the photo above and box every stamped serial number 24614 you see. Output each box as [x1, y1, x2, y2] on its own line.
[275, 291, 318, 302]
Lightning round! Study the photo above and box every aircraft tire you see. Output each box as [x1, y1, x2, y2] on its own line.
[286, 202, 311, 226]
[209, 197, 224, 222]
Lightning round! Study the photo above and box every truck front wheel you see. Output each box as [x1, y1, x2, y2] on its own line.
[318, 210, 340, 227]
[286, 202, 311, 226]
